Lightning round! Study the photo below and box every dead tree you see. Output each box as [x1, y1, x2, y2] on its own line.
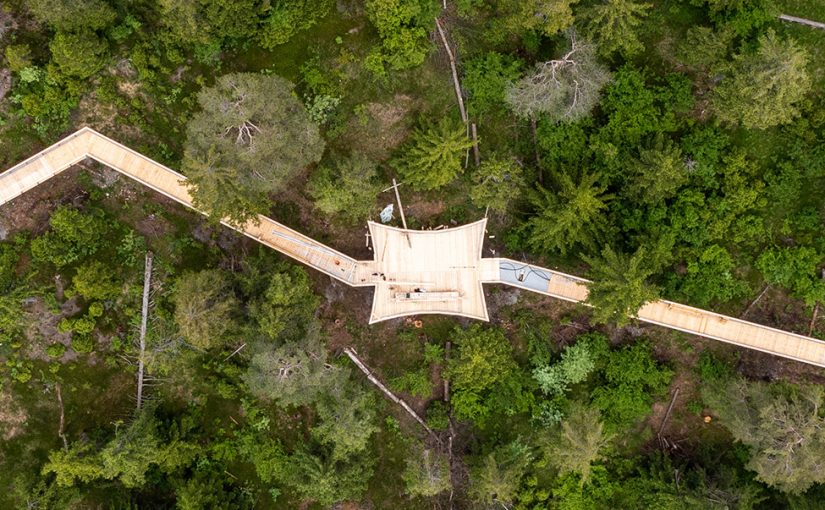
[435, 17, 468, 125]
[56, 383, 68, 451]
[136, 252, 153, 411]
[779, 14, 825, 30]
[343, 347, 439, 442]
[505, 33, 610, 124]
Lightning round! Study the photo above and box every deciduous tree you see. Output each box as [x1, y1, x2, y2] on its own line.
[308, 155, 381, 224]
[447, 324, 518, 422]
[249, 266, 319, 341]
[71, 261, 121, 301]
[30, 206, 108, 267]
[49, 31, 109, 80]
[756, 246, 825, 306]
[365, 0, 434, 74]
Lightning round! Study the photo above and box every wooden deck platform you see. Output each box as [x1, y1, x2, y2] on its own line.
[2, 128, 825, 368]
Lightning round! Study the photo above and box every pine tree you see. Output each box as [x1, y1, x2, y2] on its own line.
[395, 118, 474, 190]
[546, 403, 613, 484]
[525, 172, 612, 256]
[182, 73, 324, 226]
[703, 380, 825, 494]
[712, 30, 811, 129]
[582, 0, 652, 57]
[583, 244, 661, 326]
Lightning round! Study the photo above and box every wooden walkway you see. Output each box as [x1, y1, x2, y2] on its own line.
[0, 128, 360, 285]
[2, 128, 825, 368]
[482, 259, 825, 367]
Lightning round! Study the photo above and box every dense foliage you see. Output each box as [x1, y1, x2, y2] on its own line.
[2, 0, 825, 507]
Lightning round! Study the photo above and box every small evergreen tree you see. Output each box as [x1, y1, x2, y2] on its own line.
[469, 155, 524, 213]
[525, 172, 612, 256]
[546, 403, 612, 484]
[629, 134, 687, 204]
[173, 269, 238, 350]
[582, 0, 652, 57]
[395, 118, 474, 190]
[583, 244, 661, 326]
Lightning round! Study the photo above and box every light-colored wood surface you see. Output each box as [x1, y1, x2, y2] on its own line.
[487, 258, 825, 367]
[366, 220, 488, 323]
[3, 129, 825, 368]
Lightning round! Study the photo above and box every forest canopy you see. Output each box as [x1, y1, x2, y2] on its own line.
[1, 0, 825, 508]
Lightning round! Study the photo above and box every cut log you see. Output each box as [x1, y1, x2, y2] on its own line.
[471, 123, 480, 167]
[742, 284, 770, 318]
[657, 386, 680, 440]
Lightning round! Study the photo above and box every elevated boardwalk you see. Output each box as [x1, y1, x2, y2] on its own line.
[2, 128, 825, 368]
[482, 259, 825, 367]
[0, 128, 360, 285]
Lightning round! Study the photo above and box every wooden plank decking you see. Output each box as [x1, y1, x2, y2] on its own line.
[485, 258, 825, 367]
[2, 128, 825, 368]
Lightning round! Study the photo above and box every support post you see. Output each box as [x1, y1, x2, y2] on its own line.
[471, 123, 480, 167]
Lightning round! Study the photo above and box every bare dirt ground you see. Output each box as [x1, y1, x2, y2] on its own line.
[0, 165, 87, 237]
[0, 389, 27, 440]
[22, 297, 80, 364]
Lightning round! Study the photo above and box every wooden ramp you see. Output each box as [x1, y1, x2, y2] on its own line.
[0, 128, 360, 285]
[482, 258, 825, 367]
[2, 128, 825, 368]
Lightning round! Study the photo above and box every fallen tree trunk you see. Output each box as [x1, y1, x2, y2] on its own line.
[435, 17, 468, 125]
[343, 347, 439, 441]
[56, 383, 68, 451]
[779, 14, 825, 30]
[742, 284, 770, 317]
[136, 252, 153, 411]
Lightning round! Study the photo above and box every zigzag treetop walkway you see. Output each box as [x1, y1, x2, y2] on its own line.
[2, 128, 825, 368]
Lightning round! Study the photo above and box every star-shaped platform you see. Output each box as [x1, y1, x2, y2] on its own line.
[361, 219, 490, 323]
